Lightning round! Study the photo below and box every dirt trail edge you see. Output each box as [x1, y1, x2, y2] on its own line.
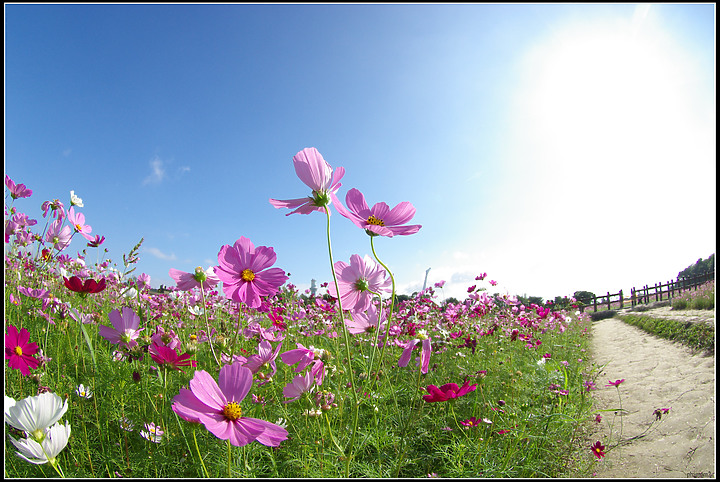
[589, 316, 715, 478]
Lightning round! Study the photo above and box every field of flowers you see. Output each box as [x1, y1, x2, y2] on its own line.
[5, 149, 605, 478]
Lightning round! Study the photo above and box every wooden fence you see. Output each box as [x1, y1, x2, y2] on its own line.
[578, 270, 715, 313]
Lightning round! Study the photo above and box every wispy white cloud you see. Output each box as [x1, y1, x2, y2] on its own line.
[144, 246, 177, 261]
[142, 156, 166, 186]
[179, 166, 191, 174]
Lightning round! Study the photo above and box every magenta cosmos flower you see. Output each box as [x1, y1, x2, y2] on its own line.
[148, 343, 195, 372]
[331, 188, 421, 237]
[172, 362, 288, 447]
[422, 379, 477, 403]
[328, 254, 391, 313]
[269, 147, 345, 215]
[216, 236, 288, 309]
[98, 307, 144, 348]
[5, 325, 41, 376]
[169, 266, 221, 291]
[606, 379, 625, 387]
[5, 175, 33, 199]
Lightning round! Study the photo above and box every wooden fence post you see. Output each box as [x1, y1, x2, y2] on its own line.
[619, 289, 623, 309]
[631, 287, 636, 307]
[606, 292, 611, 311]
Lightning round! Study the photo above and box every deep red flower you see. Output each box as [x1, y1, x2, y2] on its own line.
[423, 379, 477, 403]
[63, 276, 107, 294]
[591, 441, 606, 459]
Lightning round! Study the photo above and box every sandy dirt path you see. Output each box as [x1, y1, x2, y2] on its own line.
[589, 316, 715, 478]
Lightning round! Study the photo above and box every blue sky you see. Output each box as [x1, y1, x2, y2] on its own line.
[5, 3, 716, 302]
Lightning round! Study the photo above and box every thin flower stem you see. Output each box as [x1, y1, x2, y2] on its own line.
[393, 366, 424, 477]
[324, 207, 359, 477]
[369, 236, 396, 373]
[227, 439, 232, 478]
[200, 284, 221, 367]
[192, 427, 211, 478]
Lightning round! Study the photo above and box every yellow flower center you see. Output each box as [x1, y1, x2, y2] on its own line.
[367, 215, 385, 226]
[223, 402, 243, 421]
[75, 224, 83, 232]
[241, 269, 255, 282]
[14, 346, 23, 356]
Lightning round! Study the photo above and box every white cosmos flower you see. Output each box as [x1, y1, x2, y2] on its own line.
[75, 384, 93, 399]
[10, 421, 71, 465]
[5, 392, 69, 441]
[70, 190, 83, 207]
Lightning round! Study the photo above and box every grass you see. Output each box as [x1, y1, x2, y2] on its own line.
[616, 313, 715, 356]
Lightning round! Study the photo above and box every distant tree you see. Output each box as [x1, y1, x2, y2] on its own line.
[395, 294, 412, 304]
[528, 296, 544, 306]
[678, 254, 715, 279]
[444, 297, 460, 305]
[573, 290, 596, 305]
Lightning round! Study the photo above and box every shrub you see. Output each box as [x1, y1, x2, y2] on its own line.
[590, 310, 617, 321]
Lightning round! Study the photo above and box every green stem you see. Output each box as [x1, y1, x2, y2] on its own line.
[192, 427, 211, 478]
[369, 236, 397, 375]
[227, 439, 232, 478]
[324, 207, 359, 477]
[200, 284, 221, 367]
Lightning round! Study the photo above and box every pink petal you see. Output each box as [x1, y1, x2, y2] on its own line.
[218, 363, 253, 403]
[188, 370, 227, 410]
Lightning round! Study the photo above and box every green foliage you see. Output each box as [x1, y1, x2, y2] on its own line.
[573, 291, 596, 305]
[677, 254, 715, 279]
[589, 310, 617, 321]
[618, 313, 715, 355]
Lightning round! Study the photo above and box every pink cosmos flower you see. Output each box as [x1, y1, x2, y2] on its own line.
[280, 343, 325, 385]
[86, 235, 105, 247]
[5, 175, 33, 199]
[66, 207, 93, 241]
[150, 326, 181, 350]
[591, 441, 605, 459]
[169, 266, 221, 291]
[606, 379, 625, 387]
[244, 340, 282, 382]
[41, 199, 66, 221]
[17, 286, 52, 300]
[44, 219, 73, 251]
[5, 324, 41, 376]
[269, 147, 345, 215]
[98, 307, 144, 348]
[282, 370, 316, 403]
[422, 379, 477, 403]
[331, 188, 421, 237]
[172, 362, 288, 447]
[328, 254, 391, 313]
[148, 343, 195, 372]
[460, 417, 483, 428]
[345, 302, 387, 335]
[398, 336, 432, 374]
[215, 236, 288, 309]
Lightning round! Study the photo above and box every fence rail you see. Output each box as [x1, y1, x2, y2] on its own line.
[578, 270, 715, 313]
